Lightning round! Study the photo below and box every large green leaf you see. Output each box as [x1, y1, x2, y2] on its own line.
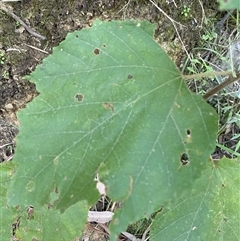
[150, 157, 240, 241]
[219, 0, 240, 9]
[15, 202, 88, 241]
[0, 163, 87, 241]
[7, 19, 218, 238]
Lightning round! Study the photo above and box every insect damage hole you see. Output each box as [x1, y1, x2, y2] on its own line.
[74, 93, 84, 102]
[127, 74, 133, 79]
[94, 173, 106, 196]
[186, 129, 191, 137]
[27, 205, 34, 220]
[94, 48, 100, 55]
[180, 153, 190, 165]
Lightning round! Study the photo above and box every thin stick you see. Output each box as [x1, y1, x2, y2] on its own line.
[0, 2, 46, 40]
[149, 0, 192, 65]
[23, 43, 49, 54]
[203, 73, 240, 100]
[5, 155, 14, 162]
[148, 0, 185, 27]
[141, 223, 151, 241]
[197, 0, 205, 28]
[0, 143, 13, 148]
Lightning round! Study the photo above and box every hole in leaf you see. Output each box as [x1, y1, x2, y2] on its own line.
[180, 153, 190, 165]
[75, 35, 78, 38]
[27, 205, 34, 219]
[127, 74, 133, 79]
[103, 44, 106, 48]
[94, 48, 100, 55]
[12, 218, 20, 236]
[95, 173, 106, 196]
[75, 93, 84, 102]
[186, 129, 191, 136]
[222, 183, 225, 188]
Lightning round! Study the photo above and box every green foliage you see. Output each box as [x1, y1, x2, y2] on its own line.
[151, 157, 240, 240]
[0, 162, 17, 240]
[0, 1, 239, 239]
[0, 50, 5, 65]
[14, 202, 88, 241]
[181, 5, 191, 18]
[219, 0, 240, 9]
[0, 162, 88, 240]
[6, 19, 219, 240]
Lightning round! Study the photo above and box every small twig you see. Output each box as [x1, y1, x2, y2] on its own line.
[0, 2, 46, 40]
[149, 0, 193, 66]
[23, 43, 49, 54]
[197, 0, 206, 28]
[0, 143, 13, 148]
[183, 71, 240, 99]
[121, 231, 140, 241]
[141, 223, 151, 241]
[6, 48, 21, 53]
[95, 223, 110, 235]
[5, 154, 14, 162]
[148, 0, 185, 28]
[203, 73, 240, 100]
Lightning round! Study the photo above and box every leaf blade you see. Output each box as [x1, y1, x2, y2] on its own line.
[7, 19, 218, 238]
[150, 157, 240, 241]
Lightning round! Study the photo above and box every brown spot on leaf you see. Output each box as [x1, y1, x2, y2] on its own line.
[75, 93, 84, 102]
[94, 48, 100, 55]
[103, 102, 114, 112]
[180, 153, 190, 165]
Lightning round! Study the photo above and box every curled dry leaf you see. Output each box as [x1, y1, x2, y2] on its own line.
[88, 211, 114, 224]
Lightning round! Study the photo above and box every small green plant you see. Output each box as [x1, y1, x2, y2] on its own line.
[2, 70, 9, 78]
[181, 5, 191, 18]
[202, 29, 217, 41]
[0, 51, 5, 65]
[15, 21, 20, 27]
